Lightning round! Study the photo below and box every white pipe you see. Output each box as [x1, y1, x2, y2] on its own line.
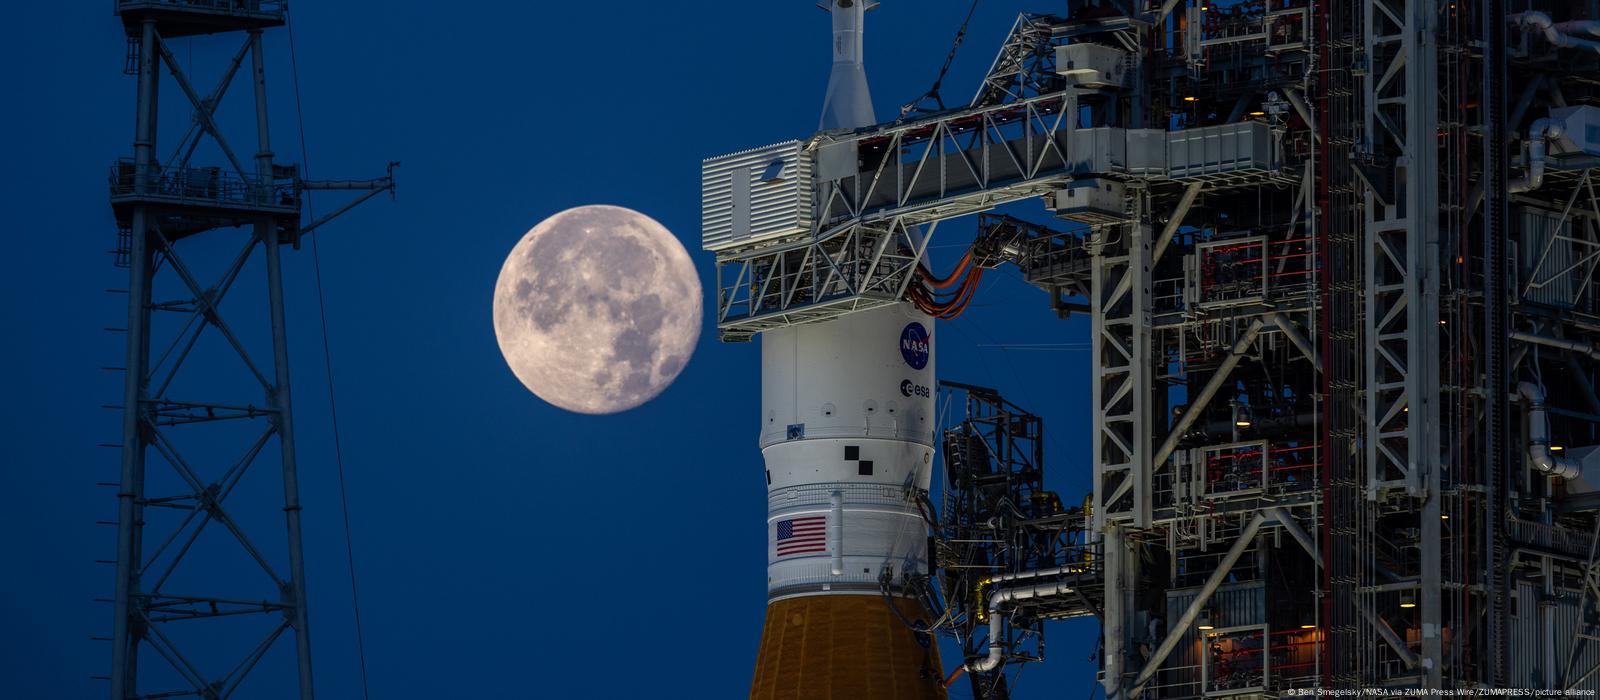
[1510, 118, 1564, 194]
[989, 563, 1090, 584]
[965, 580, 1077, 674]
[1556, 20, 1600, 38]
[1510, 12, 1600, 54]
[1511, 331, 1600, 362]
[1518, 382, 1580, 479]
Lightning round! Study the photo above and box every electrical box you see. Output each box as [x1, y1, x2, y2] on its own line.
[701, 140, 813, 253]
[1051, 178, 1127, 225]
[1055, 43, 1127, 88]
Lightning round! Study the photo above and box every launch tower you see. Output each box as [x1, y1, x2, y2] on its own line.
[705, 0, 1600, 697]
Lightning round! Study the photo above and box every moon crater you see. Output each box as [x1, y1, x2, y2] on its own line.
[493, 205, 701, 414]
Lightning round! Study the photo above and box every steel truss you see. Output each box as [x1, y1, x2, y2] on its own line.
[106, 3, 392, 698]
[1359, 0, 1444, 684]
[709, 83, 1288, 340]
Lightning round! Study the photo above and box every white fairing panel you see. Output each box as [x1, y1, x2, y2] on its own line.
[760, 303, 935, 449]
[820, 0, 874, 131]
[761, 303, 937, 598]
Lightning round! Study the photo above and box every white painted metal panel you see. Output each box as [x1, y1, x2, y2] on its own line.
[701, 140, 813, 252]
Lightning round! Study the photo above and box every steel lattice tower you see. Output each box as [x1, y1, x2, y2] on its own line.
[105, 2, 392, 697]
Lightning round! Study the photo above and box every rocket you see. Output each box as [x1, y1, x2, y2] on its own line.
[749, 3, 948, 698]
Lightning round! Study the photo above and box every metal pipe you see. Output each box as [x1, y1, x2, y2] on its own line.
[256, 27, 314, 694]
[112, 20, 160, 700]
[1509, 118, 1563, 194]
[990, 563, 1090, 583]
[964, 580, 1077, 674]
[1153, 318, 1266, 467]
[1519, 382, 1580, 479]
[1512, 331, 1600, 362]
[263, 221, 316, 700]
[1130, 512, 1268, 698]
[1556, 21, 1600, 38]
[1200, 412, 1314, 437]
[1510, 12, 1600, 53]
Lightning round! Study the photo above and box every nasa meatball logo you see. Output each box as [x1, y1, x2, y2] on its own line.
[899, 322, 930, 370]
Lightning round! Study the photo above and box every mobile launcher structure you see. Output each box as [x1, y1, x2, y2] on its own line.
[706, 1, 1600, 699]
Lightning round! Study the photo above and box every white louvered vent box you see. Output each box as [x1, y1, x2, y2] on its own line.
[702, 140, 813, 253]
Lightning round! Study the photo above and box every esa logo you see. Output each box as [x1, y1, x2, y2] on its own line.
[900, 379, 931, 398]
[899, 322, 930, 370]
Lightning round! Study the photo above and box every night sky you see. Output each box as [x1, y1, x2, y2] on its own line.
[7, 2, 1101, 697]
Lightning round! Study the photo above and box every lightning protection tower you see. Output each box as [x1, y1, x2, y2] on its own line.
[104, 2, 393, 697]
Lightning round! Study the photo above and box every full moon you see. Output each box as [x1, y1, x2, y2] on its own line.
[492, 205, 702, 414]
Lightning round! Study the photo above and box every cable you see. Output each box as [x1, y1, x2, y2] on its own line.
[901, 0, 982, 117]
[285, 12, 372, 699]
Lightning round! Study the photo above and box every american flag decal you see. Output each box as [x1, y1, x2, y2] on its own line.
[775, 515, 827, 557]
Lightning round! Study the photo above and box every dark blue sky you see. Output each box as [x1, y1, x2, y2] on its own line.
[7, 2, 1100, 697]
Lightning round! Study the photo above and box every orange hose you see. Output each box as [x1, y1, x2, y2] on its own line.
[920, 250, 975, 289]
[937, 268, 983, 320]
[904, 248, 985, 319]
[941, 666, 967, 688]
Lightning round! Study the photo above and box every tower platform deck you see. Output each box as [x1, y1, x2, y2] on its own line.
[116, 0, 285, 38]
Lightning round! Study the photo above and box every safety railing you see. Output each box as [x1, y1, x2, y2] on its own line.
[110, 159, 298, 211]
[117, 0, 286, 16]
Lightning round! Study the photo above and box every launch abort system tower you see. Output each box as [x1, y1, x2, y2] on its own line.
[104, 2, 391, 697]
[705, 0, 1600, 697]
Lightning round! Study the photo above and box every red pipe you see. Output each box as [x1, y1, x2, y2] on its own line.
[940, 666, 966, 688]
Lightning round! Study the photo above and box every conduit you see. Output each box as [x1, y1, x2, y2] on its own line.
[1511, 12, 1600, 54]
[948, 580, 1077, 683]
[1511, 331, 1600, 362]
[1518, 382, 1580, 479]
[1556, 21, 1600, 38]
[1509, 118, 1563, 194]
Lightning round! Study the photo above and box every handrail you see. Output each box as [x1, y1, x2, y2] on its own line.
[109, 159, 298, 210]
[118, 0, 286, 15]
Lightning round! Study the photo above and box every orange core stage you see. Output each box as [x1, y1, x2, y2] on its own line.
[749, 595, 948, 700]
